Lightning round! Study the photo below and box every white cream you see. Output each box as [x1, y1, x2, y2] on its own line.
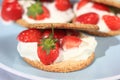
[55, 36, 97, 62]
[18, 0, 74, 23]
[73, 2, 115, 32]
[17, 35, 97, 63]
[17, 42, 40, 61]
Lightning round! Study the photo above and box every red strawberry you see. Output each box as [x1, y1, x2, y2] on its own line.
[27, 2, 50, 20]
[42, 29, 67, 39]
[38, 43, 59, 65]
[1, 0, 24, 21]
[2, 0, 17, 6]
[36, 6, 50, 20]
[77, 0, 89, 10]
[55, 0, 71, 11]
[61, 36, 82, 50]
[17, 29, 42, 42]
[75, 12, 99, 24]
[92, 3, 110, 12]
[103, 15, 120, 30]
[37, 31, 59, 65]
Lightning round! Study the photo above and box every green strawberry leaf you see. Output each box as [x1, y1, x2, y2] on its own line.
[38, 27, 58, 55]
[27, 2, 43, 18]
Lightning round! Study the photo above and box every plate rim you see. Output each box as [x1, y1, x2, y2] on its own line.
[1, 63, 120, 80]
[0, 63, 52, 80]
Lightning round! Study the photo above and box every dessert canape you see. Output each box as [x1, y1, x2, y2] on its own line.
[16, 0, 74, 27]
[17, 27, 97, 72]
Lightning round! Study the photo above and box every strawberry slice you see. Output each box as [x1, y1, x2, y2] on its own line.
[55, 0, 71, 11]
[92, 3, 110, 12]
[61, 36, 82, 50]
[75, 12, 99, 24]
[37, 30, 59, 65]
[103, 15, 120, 30]
[77, 0, 89, 10]
[17, 29, 42, 42]
[1, 0, 24, 21]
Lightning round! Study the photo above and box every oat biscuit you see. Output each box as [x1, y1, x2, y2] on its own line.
[23, 53, 95, 73]
[16, 19, 99, 31]
[84, 30, 120, 37]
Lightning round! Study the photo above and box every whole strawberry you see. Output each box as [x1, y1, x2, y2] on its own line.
[37, 30, 59, 65]
[27, 2, 50, 20]
[1, 0, 24, 21]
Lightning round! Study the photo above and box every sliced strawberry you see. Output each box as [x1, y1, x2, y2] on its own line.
[42, 29, 67, 39]
[1, 0, 24, 21]
[103, 15, 120, 30]
[61, 36, 82, 50]
[55, 0, 71, 11]
[92, 3, 110, 12]
[17, 29, 42, 42]
[75, 12, 99, 24]
[37, 30, 59, 65]
[77, 0, 89, 10]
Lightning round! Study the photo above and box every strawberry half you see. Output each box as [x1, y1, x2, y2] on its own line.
[55, 0, 71, 11]
[92, 3, 110, 12]
[103, 15, 120, 30]
[17, 29, 42, 42]
[75, 12, 99, 24]
[37, 30, 59, 65]
[61, 36, 82, 50]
